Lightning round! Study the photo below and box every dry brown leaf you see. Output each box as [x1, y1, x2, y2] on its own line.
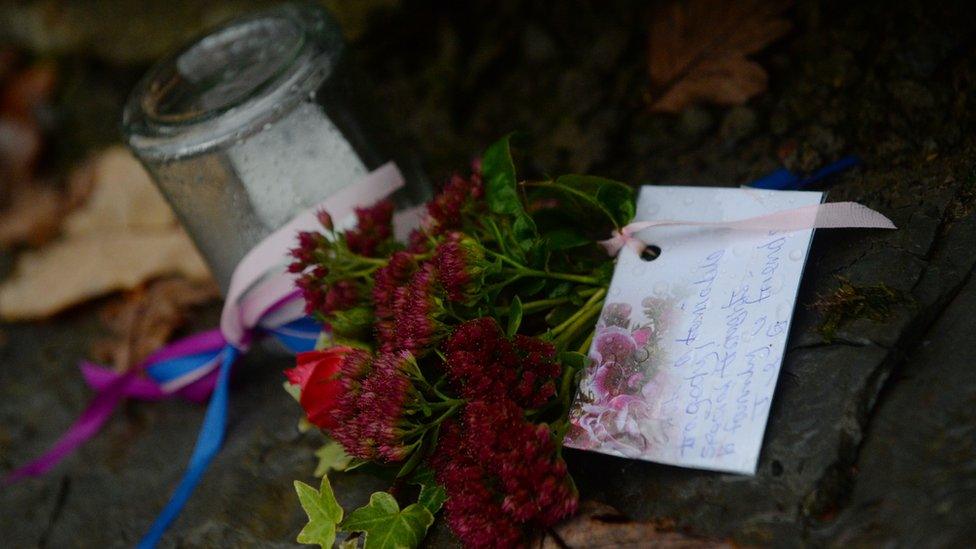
[0, 147, 212, 320]
[535, 500, 732, 548]
[647, 0, 792, 113]
[92, 277, 219, 371]
[0, 57, 63, 248]
[0, 181, 62, 247]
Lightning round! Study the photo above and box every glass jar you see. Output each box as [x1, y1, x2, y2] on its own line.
[122, 2, 429, 292]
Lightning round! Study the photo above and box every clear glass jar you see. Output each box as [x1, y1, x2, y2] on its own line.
[122, 3, 429, 292]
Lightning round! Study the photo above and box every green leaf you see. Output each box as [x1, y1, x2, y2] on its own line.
[512, 215, 538, 250]
[341, 492, 435, 549]
[417, 483, 447, 515]
[556, 174, 635, 227]
[314, 441, 352, 478]
[395, 439, 425, 479]
[516, 277, 547, 297]
[507, 295, 523, 337]
[295, 476, 344, 548]
[529, 175, 635, 231]
[328, 306, 375, 340]
[482, 135, 538, 251]
[482, 135, 520, 216]
[559, 351, 589, 371]
[407, 466, 447, 515]
[547, 282, 573, 299]
[544, 228, 591, 251]
[283, 381, 302, 403]
[345, 458, 370, 471]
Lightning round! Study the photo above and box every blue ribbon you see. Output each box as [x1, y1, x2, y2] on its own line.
[748, 155, 860, 190]
[138, 317, 319, 548]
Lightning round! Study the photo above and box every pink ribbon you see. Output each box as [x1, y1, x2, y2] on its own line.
[599, 201, 897, 256]
[221, 162, 405, 348]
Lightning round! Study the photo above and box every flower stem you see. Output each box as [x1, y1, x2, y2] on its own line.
[486, 249, 603, 286]
[577, 330, 595, 354]
[552, 292, 605, 350]
[497, 296, 568, 315]
[516, 268, 602, 285]
[549, 289, 606, 337]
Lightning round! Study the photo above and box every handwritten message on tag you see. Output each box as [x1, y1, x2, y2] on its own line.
[565, 186, 823, 474]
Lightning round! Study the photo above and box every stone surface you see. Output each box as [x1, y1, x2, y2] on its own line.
[2, 0, 976, 547]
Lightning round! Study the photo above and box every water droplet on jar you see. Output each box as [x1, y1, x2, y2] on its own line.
[789, 248, 804, 261]
[644, 203, 661, 216]
[682, 196, 694, 206]
[653, 281, 669, 296]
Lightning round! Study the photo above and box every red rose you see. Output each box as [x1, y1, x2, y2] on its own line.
[284, 347, 352, 429]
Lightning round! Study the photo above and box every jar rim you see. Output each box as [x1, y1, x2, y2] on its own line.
[122, 3, 343, 160]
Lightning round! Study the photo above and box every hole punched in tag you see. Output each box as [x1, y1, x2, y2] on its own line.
[640, 245, 662, 262]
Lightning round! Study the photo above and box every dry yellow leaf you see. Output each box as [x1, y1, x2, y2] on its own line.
[62, 146, 178, 234]
[0, 146, 212, 320]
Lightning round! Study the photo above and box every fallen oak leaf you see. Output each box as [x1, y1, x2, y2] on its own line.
[61, 146, 178, 234]
[91, 277, 219, 372]
[0, 181, 62, 248]
[0, 232, 210, 320]
[534, 500, 731, 548]
[0, 146, 212, 320]
[646, 0, 792, 113]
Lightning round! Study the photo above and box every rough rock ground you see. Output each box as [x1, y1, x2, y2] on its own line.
[2, 0, 976, 546]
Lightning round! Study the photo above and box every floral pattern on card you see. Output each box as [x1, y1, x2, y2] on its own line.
[566, 296, 678, 457]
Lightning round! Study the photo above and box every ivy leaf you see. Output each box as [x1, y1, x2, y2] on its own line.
[294, 476, 344, 548]
[409, 466, 447, 515]
[314, 441, 352, 478]
[417, 483, 447, 515]
[341, 492, 435, 549]
[506, 295, 523, 337]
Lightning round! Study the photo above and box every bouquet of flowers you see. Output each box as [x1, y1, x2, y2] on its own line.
[285, 136, 636, 548]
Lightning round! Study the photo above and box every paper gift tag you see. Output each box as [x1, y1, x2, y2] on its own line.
[565, 186, 823, 474]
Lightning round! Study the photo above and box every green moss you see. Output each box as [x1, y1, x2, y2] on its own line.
[813, 277, 902, 340]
